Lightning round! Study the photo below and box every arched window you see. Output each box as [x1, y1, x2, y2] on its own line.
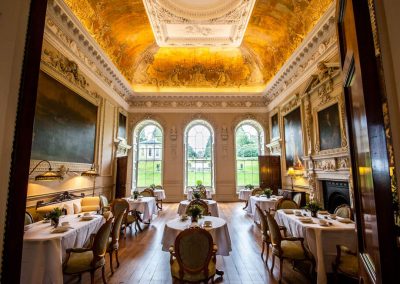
[132, 120, 163, 190]
[184, 120, 215, 192]
[235, 120, 265, 189]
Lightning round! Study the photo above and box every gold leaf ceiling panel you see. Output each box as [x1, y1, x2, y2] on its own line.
[64, 0, 332, 92]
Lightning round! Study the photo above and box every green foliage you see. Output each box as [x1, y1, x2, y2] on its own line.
[196, 180, 203, 187]
[193, 192, 201, 199]
[245, 184, 254, 190]
[187, 205, 202, 218]
[264, 188, 272, 197]
[46, 207, 62, 220]
[133, 190, 139, 199]
[303, 200, 323, 213]
[149, 184, 156, 189]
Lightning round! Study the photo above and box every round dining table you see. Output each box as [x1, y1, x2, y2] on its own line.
[177, 199, 219, 217]
[238, 189, 252, 209]
[246, 195, 283, 222]
[161, 216, 232, 256]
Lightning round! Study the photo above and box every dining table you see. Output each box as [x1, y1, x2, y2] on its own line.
[21, 213, 105, 284]
[238, 189, 252, 209]
[275, 209, 357, 284]
[177, 199, 219, 217]
[124, 196, 158, 223]
[153, 189, 166, 210]
[161, 216, 232, 256]
[246, 195, 283, 222]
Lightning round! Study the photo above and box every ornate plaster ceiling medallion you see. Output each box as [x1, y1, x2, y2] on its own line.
[142, 0, 256, 47]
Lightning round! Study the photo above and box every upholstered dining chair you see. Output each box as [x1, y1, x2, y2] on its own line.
[270, 198, 299, 215]
[334, 204, 353, 220]
[154, 185, 163, 210]
[186, 199, 211, 216]
[107, 211, 125, 274]
[63, 218, 113, 284]
[332, 245, 359, 283]
[169, 227, 217, 283]
[141, 188, 155, 197]
[192, 186, 208, 199]
[255, 204, 287, 267]
[111, 199, 141, 237]
[265, 211, 313, 282]
[251, 188, 264, 196]
[24, 212, 34, 226]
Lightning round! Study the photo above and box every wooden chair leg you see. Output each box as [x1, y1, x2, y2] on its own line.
[116, 250, 120, 267]
[266, 244, 270, 267]
[279, 258, 283, 282]
[261, 241, 265, 260]
[271, 255, 275, 271]
[102, 265, 107, 284]
[109, 251, 114, 274]
[90, 270, 95, 284]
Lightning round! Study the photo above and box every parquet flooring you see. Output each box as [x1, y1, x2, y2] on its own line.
[80, 202, 311, 284]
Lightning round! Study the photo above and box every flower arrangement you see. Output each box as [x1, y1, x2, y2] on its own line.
[193, 192, 201, 199]
[132, 190, 139, 200]
[303, 200, 323, 217]
[187, 205, 202, 222]
[195, 180, 203, 188]
[245, 184, 254, 190]
[149, 184, 156, 190]
[264, 188, 273, 198]
[46, 207, 63, 227]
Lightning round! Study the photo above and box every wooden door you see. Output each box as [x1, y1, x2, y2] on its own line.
[258, 155, 281, 194]
[115, 156, 128, 198]
[336, 0, 397, 282]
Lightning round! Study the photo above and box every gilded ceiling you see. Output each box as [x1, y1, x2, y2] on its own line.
[64, 0, 332, 92]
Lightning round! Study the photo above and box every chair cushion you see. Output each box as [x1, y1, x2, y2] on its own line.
[170, 258, 216, 282]
[81, 197, 100, 207]
[63, 251, 104, 274]
[73, 202, 82, 214]
[338, 254, 359, 277]
[63, 202, 74, 215]
[126, 214, 137, 224]
[81, 205, 100, 212]
[278, 240, 306, 260]
[36, 204, 62, 214]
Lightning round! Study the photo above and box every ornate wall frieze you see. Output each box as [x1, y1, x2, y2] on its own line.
[281, 94, 301, 115]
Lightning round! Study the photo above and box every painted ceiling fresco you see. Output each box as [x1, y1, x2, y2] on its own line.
[64, 0, 332, 92]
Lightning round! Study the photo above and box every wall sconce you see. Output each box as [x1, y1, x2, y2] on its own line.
[81, 164, 99, 196]
[29, 160, 64, 181]
[287, 167, 296, 190]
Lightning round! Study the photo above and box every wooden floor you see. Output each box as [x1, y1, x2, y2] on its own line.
[81, 202, 311, 284]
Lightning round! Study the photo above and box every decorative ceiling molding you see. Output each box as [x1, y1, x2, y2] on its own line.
[46, 0, 133, 101]
[143, 0, 255, 47]
[263, 3, 337, 106]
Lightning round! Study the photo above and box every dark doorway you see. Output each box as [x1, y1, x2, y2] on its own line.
[322, 181, 350, 213]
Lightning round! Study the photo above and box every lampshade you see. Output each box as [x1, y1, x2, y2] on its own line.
[30, 160, 63, 181]
[287, 167, 295, 176]
[81, 165, 98, 177]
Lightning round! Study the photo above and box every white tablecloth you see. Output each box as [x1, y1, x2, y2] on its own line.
[161, 216, 232, 256]
[238, 189, 252, 201]
[246, 196, 283, 222]
[275, 210, 357, 284]
[187, 189, 212, 199]
[125, 197, 157, 222]
[21, 214, 105, 284]
[153, 189, 166, 200]
[177, 200, 219, 217]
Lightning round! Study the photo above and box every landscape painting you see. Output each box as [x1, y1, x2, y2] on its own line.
[318, 103, 341, 151]
[31, 71, 97, 164]
[271, 113, 279, 140]
[118, 112, 127, 139]
[284, 107, 304, 170]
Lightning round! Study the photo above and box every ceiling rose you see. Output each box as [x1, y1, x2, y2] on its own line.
[142, 0, 256, 47]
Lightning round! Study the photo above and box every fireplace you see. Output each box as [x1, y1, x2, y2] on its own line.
[322, 181, 350, 213]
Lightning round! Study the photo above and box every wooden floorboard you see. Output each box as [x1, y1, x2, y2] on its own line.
[79, 202, 311, 284]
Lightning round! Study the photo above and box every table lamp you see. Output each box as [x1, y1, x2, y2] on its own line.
[287, 167, 295, 190]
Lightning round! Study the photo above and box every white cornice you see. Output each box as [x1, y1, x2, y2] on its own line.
[47, 0, 133, 100]
[263, 3, 337, 105]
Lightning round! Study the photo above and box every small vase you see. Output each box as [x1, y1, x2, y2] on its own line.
[311, 211, 317, 218]
[191, 215, 198, 223]
[51, 217, 59, 228]
[266, 194, 271, 199]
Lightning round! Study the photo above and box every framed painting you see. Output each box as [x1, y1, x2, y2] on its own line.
[317, 103, 341, 151]
[31, 71, 98, 164]
[118, 112, 127, 139]
[271, 113, 280, 140]
[284, 107, 304, 170]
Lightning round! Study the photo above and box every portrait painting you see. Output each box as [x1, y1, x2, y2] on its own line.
[318, 103, 341, 151]
[118, 113, 127, 139]
[31, 71, 97, 164]
[271, 113, 279, 140]
[284, 107, 304, 170]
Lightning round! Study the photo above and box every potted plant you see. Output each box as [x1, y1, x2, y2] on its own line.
[304, 200, 323, 217]
[132, 190, 139, 200]
[188, 205, 202, 223]
[46, 207, 63, 228]
[264, 188, 273, 198]
[245, 184, 254, 190]
[149, 184, 156, 190]
[195, 180, 203, 189]
[193, 192, 201, 200]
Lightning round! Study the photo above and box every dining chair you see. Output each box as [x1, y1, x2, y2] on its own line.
[255, 204, 287, 267]
[107, 211, 125, 274]
[186, 199, 211, 216]
[63, 218, 113, 284]
[334, 204, 353, 220]
[169, 227, 217, 283]
[332, 245, 359, 283]
[265, 211, 313, 282]
[251, 188, 264, 196]
[25, 211, 34, 225]
[140, 188, 155, 197]
[111, 199, 141, 237]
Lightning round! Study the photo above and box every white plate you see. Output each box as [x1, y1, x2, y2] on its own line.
[81, 216, 95, 221]
[298, 217, 313, 223]
[318, 210, 329, 215]
[337, 218, 352, 223]
[319, 223, 329, 227]
[282, 209, 294, 214]
[51, 226, 70, 233]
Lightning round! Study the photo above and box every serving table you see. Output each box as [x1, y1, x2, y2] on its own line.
[246, 195, 283, 222]
[124, 197, 157, 230]
[275, 209, 357, 284]
[161, 216, 232, 256]
[21, 214, 104, 284]
[238, 189, 252, 209]
[186, 188, 212, 200]
[177, 199, 219, 217]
